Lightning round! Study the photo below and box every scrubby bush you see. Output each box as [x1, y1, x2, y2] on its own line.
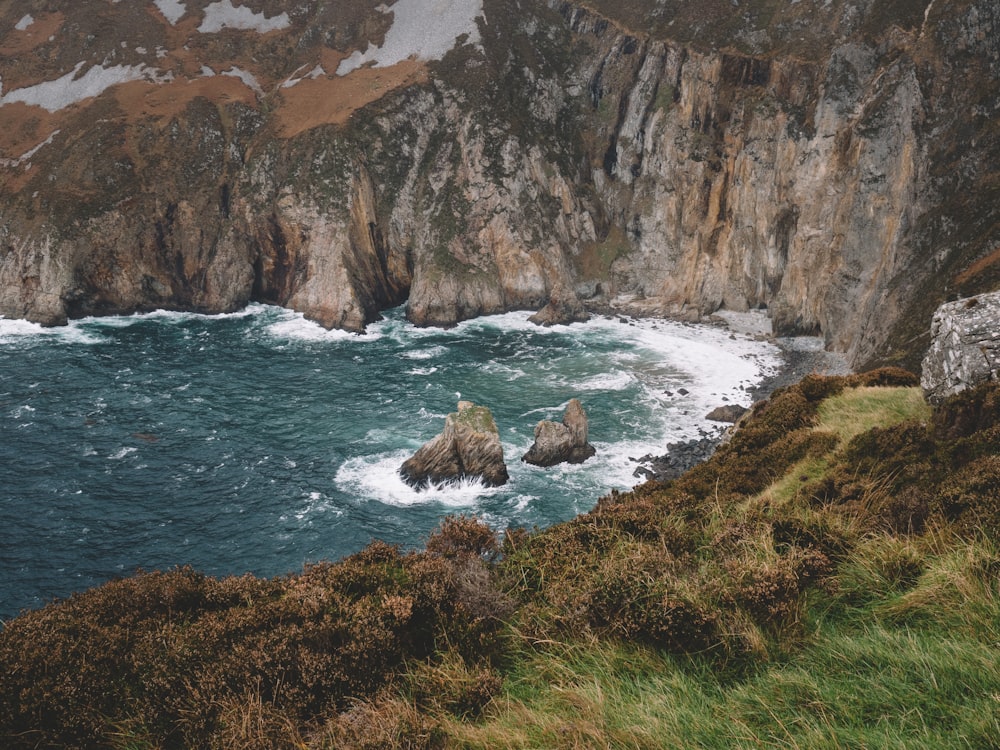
[0, 541, 509, 748]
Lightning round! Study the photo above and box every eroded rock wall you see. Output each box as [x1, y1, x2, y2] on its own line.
[0, 0, 998, 369]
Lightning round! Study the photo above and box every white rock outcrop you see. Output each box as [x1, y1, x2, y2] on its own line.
[921, 292, 1000, 403]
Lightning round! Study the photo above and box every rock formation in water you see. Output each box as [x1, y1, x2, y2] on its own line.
[522, 398, 596, 467]
[921, 292, 1000, 403]
[0, 0, 998, 369]
[400, 401, 508, 488]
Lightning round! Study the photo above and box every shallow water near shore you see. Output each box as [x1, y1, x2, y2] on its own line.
[0, 304, 780, 619]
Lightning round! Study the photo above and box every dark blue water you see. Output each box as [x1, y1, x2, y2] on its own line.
[0, 305, 778, 620]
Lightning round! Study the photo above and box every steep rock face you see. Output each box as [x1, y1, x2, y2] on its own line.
[921, 292, 1000, 403]
[557, 3, 930, 364]
[563, 0, 1000, 369]
[400, 401, 509, 488]
[0, 0, 998, 370]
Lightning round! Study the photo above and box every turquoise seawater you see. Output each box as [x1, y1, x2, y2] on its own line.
[0, 304, 779, 620]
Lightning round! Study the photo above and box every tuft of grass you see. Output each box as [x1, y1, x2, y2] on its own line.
[817, 386, 932, 442]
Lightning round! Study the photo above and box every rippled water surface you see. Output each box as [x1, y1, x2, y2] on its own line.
[0, 305, 779, 619]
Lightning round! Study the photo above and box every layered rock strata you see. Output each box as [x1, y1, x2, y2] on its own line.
[400, 401, 509, 488]
[522, 398, 596, 467]
[0, 0, 998, 370]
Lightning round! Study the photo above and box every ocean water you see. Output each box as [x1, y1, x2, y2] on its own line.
[0, 304, 780, 620]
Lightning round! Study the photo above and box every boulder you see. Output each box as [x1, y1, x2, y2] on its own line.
[921, 292, 1000, 404]
[400, 402, 509, 489]
[705, 404, 748, 423]
[522, 399, 596, 467]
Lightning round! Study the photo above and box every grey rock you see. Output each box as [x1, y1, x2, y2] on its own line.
[401, 402, 509, 488]
[522, 398, 597, 467]
[921, 293, 1000, 404]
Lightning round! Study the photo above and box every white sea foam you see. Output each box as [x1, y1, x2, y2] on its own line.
[407, 366, 438, 376]
[198, 0, 290, 34]
[416, 407, 448, 420]
[287, 491, 343, 522]
[401, 345, 447, 360]
[510, 495, 534, 512]
[264, 310, 381, 342]
[109, 447, 138, 460]
[337, 0, 483, 75]
[0, 317, 103, 345]
[335, 450, 500, 507]
[572, 370, 635, 391]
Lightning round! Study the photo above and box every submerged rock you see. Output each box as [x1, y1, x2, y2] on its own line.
[522, 398, 596, 467]
[400, 402, 509, 489]
[922, 292, 1000, 404]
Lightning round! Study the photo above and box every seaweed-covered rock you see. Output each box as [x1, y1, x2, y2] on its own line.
[401, 402, 509, 488]
[522, 399, 596, 467]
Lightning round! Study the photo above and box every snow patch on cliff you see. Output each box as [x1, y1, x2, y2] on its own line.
[198, 0, 290, 33]
[0, 130, 61, 168]
[281, 64, 326, 88]
[337, 0, 483, 75]
[152, 0, 187, 25]
[0, 63, 168, 112]
[221, 66, 263, 96]
[15, 14, 34, 31]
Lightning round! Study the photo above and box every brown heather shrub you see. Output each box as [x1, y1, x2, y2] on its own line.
[312, 695, 446, 750]
[797, 373, 850, 403]
[680, 426, 836, 505]
[937, 455, 1000, 534]
[933, 380, 1000, 440]
[208, 678, 306, 750]
[579, 547, 720, 653]
[426, 515, 500, 560]
[722, 548, 832, 626]
[848, 367, 920, 388]
[407, 650, 503, 718]
[0, 540, 508, 748]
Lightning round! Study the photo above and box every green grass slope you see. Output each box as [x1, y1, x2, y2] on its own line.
[2, 369, 999, 749]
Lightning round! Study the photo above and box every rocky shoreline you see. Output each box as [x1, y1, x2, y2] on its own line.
[633, 317, 851, 483]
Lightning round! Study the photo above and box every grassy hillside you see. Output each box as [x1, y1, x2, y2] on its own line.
[2, 370, 999, 748]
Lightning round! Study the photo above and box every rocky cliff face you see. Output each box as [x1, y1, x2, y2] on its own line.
[1, 0, 998, 368]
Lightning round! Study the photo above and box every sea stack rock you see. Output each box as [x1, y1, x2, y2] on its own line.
[400, 402, 509, 489]
[921, 292, 1000, 404]
[522, 399, 597, 467]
